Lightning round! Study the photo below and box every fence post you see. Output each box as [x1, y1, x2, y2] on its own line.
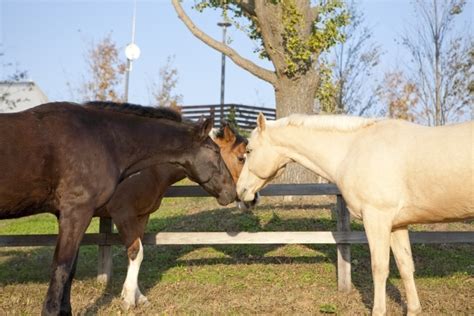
[97, 217, 113, 284]
[336, 195, 351, 292]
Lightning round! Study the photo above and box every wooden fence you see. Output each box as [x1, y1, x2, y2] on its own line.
[0, 184, 472, 293]
[180, 104, 276, 130]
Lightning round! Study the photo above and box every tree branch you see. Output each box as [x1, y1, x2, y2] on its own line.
[172, 0, 277, 85]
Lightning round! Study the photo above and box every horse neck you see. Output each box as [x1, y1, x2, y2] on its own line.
[111, 118, 193, 177]
[269, 126, 356, 183]
[152, 163, 187, 187]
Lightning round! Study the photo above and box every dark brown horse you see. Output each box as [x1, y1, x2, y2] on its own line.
[88, 121, 248, 309]
[0, 101, 237, 315]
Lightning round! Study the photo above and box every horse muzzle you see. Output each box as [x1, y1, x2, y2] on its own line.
[216, 189, 237, 206]
[237, 187, 257, 203]
[237, 192, 260, 211]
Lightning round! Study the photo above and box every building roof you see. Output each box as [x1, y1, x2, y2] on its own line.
[0, 81, 48, 113]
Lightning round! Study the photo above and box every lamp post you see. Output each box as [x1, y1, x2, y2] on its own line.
[124, 0, 140, 102]
[124, 43, 140, 102]
[217, 21, 231, 122]
[99, 0, 141, 285]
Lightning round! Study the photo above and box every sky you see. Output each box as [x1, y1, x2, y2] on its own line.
[1, 0, 472, 109]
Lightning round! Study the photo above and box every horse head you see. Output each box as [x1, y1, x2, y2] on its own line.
[237, 113, 290, 203]
[211, 121, 259, 210]
[183, 117, 237, 206]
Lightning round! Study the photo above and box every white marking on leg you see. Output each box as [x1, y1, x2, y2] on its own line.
[121, 239, 148, 309]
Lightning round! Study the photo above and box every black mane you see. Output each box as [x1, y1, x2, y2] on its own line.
[84, 101, 182, 122]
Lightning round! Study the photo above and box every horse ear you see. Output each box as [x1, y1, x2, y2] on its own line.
[223, 123, 236, 143]
[257, 112, 266, 132]
[206, 116, 215, 132]
[197, 117, 214, 142]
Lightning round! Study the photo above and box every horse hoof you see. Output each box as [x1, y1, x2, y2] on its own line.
[407, 306, 422, 316]
[371, 310, 386, 316]
[138, 295, 150, 307]
[121, 290, 135, 310]
[121, 300, 133, 311]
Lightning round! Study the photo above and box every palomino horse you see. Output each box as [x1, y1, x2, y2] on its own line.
[91, 121, 248, 309]
[237, 113, 473, 316]
[0, 101, 237, 315]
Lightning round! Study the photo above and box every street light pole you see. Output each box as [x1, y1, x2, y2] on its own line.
[217, 21, 231, 122]
[124, 0, 140, 102]
[124, 59, 132, 102]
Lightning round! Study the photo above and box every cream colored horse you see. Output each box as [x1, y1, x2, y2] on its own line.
[237, 113, 473, 316]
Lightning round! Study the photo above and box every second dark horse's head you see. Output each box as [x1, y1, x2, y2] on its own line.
[181, 117, 237, 206]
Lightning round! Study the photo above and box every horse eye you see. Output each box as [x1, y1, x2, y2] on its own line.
[238, 156, 246, 163]
[246, 149, 252, 154]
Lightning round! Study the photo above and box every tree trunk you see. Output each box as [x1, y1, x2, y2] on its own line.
[274, 73, 321, 184]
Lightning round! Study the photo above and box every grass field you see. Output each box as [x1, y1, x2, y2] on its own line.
[0, 195, 472, 315]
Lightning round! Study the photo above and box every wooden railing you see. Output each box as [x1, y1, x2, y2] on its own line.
[181, 104, 276, 130]
[0, 184, 472, 292]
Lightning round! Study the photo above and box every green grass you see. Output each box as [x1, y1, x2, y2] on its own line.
[0, 195, 472, 315]
[0, 213, 101, 235]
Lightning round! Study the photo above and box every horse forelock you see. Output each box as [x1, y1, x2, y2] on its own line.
[266, 114, 380, 132]
[83, 101, 182, 122]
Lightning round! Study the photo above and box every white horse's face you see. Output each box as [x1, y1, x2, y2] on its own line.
[237, 114, 289, 202]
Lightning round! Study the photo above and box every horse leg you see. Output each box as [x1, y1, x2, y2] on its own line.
[121, 238, 147, 310]
[112, 213, 150, 309]
[59, 250, 79, 316]
[42, 210, 92, 316]
[390, 228, 421, 315]
[55, 213, 78, 316]
[363, 209, 393, 316]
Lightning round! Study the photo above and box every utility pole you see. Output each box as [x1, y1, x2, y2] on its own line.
[217, 21, 231, 123]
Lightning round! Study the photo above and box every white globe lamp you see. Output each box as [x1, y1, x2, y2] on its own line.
[125, 43, 141, 61]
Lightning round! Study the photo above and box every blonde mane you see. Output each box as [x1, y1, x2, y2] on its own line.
[266, 114, 381, 132]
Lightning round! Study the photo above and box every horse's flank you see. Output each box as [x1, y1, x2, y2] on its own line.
[260, 116, 473, 226]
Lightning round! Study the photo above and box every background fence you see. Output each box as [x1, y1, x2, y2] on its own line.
[0, 184, 472, 293]
[181, 104, 276, 130]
